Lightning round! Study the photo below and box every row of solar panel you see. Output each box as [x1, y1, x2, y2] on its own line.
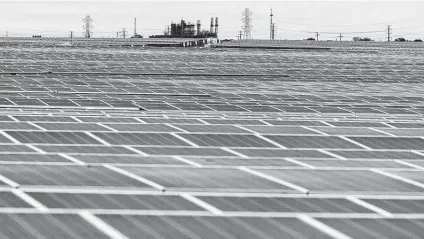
[1, 145, 424, 159]
[1, 153, 424, 169]
[0, 165, 422, 193]
[2, 115, 424, 128]
[4, 213, 424, 239]
[4, 122, 424, 138]
[3, 190, 424, 213]
[2, 131, 424, 150]
[2, 98, 424, 115]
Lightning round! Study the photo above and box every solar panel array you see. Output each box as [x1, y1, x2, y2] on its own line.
[0, 37, 207, 48]
[1, 40, 424, 238]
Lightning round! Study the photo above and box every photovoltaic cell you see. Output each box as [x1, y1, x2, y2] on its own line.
[257, 169, 423, 192]
[348, 137, 424, 150]
[178, 134, 277, 147]
[118, 167, 294, 191]
[318, 219, 424, 239]
[5, 131, 101, 144]
[93, 132, 191, 146]
[28, 193, 203, 210]
[264, 135, 363, 149]
[199, 196, 373, 213]
[0, 214, 108, 239]
[100, 215, 331, 239]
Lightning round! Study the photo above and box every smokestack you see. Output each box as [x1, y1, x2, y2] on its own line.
[134, 18, 137, 36]
[215, 17, 218, 38]
[197, 20, 201, 36]
[210, 17, 214, 33]
[181, 19, 184, 37]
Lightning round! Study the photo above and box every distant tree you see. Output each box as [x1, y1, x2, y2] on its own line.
[353, 37, 361, 42]
[414, 39, 423, 42]
[306, 37, 315, 41]
[395, 37, 406, 42]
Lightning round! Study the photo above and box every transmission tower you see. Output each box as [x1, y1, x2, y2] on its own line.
[241, 8, 253, 40]
[82, 15, 93, 38]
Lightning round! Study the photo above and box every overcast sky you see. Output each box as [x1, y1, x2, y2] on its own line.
[0, 1, 423, 40]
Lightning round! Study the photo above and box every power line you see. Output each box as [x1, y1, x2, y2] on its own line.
[281, 16, 423, 28]
[308, 30, 386, 34]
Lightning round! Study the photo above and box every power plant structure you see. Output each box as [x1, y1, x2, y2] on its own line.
[150, 18, 218, 39]
[132, 18, 143, 38]
[270, 9, 275, 40]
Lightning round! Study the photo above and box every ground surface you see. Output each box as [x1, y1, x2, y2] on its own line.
[1, 40, 424, 238]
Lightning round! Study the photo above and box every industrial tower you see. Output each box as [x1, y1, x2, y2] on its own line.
[134, 18, 137, 36]
[215, 17, 219, 39]
[197, 20, 201, 36]
[210, 18, 214, 34]
[241, 8, 253, 40]
[387, 25, 392, 42]
[270, 9, 274, 40]
[82, 15, 93, 38]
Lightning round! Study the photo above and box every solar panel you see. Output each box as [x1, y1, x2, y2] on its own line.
[2, 39, 424, 238]
[199, 196, 373, 213]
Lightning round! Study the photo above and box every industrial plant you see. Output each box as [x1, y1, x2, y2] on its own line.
[150, 17, 218, 39]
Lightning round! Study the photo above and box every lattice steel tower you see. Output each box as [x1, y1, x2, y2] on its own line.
[241, 8, 253, 40]
[82, 15, 93, 38]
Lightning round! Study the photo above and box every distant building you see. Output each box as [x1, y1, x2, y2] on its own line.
[131, 34, 143, 38]
[150, 19, 217, 39]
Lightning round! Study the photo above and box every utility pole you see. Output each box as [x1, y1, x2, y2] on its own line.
[338, 33, 343, 41]
[116, 32, 119, 38]
[315, 32, 320, 41]
[122, 28, 127, 38]
[70, 31, 73, 43]
[238, 31, 243, 40]
[387, 25, 392, 42]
